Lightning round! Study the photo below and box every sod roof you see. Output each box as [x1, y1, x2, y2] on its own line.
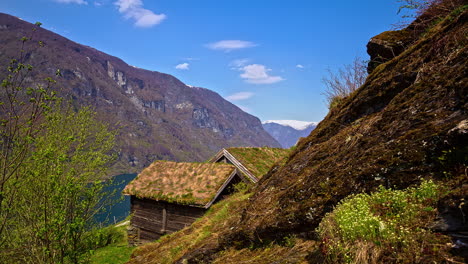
[123, 161, 236, 207]
[216, 147, 291, 180]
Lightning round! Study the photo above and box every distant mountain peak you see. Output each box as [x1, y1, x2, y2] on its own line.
[262, 120, 318, 130]
[262, 120, 318, 148]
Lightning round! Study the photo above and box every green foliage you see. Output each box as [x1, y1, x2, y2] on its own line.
[317, 180, 450, 263]
[437, 145, 468, 178]
[0, 27, 59, 254]
[0, 27, 118, 264]
[89, 225, 124, 249]
[233, 181, 249, 193]
[5, 105, 117, 264]
[89, 224, 134, 264]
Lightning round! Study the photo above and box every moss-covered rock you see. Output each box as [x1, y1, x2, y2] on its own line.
[366, 29, 415, 73]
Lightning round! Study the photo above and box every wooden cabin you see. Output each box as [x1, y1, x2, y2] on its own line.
[210, 147, 291, 183]
[123, 161, 246, 245]
[123, 147, 291, 245]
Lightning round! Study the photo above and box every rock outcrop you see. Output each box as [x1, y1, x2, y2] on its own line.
[366, 29, 415, 73]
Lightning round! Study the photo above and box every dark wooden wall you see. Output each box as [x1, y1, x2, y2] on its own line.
[130, 197, 206, 243]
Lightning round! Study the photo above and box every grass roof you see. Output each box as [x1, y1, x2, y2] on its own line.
[225, 147, 291, 179]
[123, 161, 236, 207]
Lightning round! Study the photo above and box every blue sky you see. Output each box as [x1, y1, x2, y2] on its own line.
[0, 0, 404, 122]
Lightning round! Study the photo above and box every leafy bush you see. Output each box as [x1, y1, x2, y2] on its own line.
[90, 225, 125, 249]
[317, 180, 452, 263]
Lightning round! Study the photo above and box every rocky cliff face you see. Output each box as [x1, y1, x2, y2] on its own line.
[0, 13, 280, 173]
[127, 2, 467, 263]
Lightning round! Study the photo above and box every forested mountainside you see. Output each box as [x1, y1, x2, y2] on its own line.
[127, 1, 467, 263]
[0, 13, 280, 173]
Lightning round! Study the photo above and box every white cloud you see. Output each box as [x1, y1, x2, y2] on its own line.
[296, 64, 304, 69]
[115, 0, 166, 28]
[54, 0, 87, 4]
[239, 64, 285, 84]
[175, 63, 189, 70]
[225, 92, 254, 101]
[94, 1, 102, 6]
[206, 40, 256, 52]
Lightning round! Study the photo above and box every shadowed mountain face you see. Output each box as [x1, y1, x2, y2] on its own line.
[262, 122, 317, 148]
[0, 13, 280, 173]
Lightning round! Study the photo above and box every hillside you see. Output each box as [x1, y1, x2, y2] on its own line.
[262, 120, 318, 148]
[0, 13, 280, 173]
[127, 2, 467, 263]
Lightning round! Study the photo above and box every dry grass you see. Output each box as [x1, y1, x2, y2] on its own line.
[213, 239, 318, 264]
[226, 147, 291, 179]
[123, 161, 235, 206]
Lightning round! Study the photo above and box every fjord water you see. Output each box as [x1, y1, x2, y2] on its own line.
[95, 173, 137, 225]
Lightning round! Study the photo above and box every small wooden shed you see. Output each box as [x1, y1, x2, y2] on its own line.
[210, 147, 291, 183]
[123, 161, 245, 244]
[123, 147, 291, 245]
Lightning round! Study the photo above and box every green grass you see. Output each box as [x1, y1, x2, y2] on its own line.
[90, 223, 135, 264]
[90, 244, 134, 264]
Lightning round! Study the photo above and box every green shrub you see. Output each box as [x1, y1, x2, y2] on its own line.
[89, 225, 125, 249]
[317, 180, 451, 263]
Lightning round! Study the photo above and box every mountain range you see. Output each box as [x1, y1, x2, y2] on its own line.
[0, 13, 280, 173]
[262, 120, 317, 148]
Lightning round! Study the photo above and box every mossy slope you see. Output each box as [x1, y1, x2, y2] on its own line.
[128, 3, 467, 263]
[221, 4, 467, 247]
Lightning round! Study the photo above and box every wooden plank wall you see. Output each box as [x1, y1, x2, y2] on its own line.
[130, 196, 206, 242]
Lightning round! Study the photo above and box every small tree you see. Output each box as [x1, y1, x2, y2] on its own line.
[0, 22, 58, 248]
[0, 23, 118, 263]
[14, 105, 116, 263]
[322, 57, 367, 109]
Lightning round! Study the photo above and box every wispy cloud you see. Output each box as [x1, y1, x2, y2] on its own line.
[237, 105, 251, 113]
[296, 64, 304, 69]
[239, 64, 285, 84]
[115, 0, 166, 28]
[225, 92, 254, 101]
[230, 58, 250, 69]
[206, 40, 256, 52]
[175, 63, 189, 70]
[54, 0, 88, 4]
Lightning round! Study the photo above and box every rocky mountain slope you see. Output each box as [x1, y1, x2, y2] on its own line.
[128, 2, 467, 263]
[262, 120, 317, 148]
[0, 13, 280, 173]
